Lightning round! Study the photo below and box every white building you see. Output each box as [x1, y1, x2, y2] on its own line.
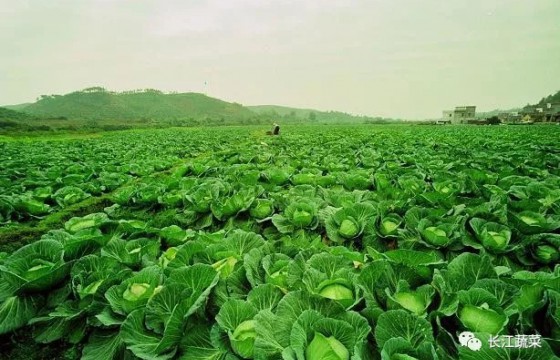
[442, 106, 477, 124]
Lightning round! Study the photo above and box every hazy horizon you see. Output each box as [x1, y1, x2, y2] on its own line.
[1, 0, 559, 119]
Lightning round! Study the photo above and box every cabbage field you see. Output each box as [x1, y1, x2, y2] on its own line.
[0, 125, 559, 360]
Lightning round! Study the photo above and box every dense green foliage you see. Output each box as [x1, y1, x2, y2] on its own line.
[1, 124, 560, 359]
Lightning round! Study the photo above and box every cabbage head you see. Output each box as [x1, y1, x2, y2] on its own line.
[291, 309, 370, 360]
[469, 218, 511, 252]
[417, 218, 458, 248]
[306, 332, 350, 360]
[318, 280, 354, 305]
[0, 239, 70, 294]
[272, 200, 319, 233]
[376, 213, 403, 238]
[249, 199, 274, 219]
[325, 203, 376, 244]
[513, 211, 560, 235]
[105, 266, 163, 315]
[457, 288, 507, 334]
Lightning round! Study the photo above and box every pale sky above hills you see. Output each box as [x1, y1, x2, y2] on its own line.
[1, 0, 559, 119]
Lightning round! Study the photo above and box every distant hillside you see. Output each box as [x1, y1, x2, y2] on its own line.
[0, 107, 56, 132]
[0, 107, 38, 122]
[476, 108, 521, 118]
[249, 105, 401, 123]
[3, 103, 32, 111]
[533, 89, 560, 107]
[19, 87, 254, 122]
[472, 90, 559, 118]
[249, 105, 318, 118]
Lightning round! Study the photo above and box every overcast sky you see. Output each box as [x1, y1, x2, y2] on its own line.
[1, 0, 559, 119]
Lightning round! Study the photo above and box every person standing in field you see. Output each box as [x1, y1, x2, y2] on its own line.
[266, 123, 280, 135]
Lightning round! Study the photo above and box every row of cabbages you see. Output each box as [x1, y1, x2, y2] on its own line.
[110, 170, 560, 264]
[1, 212, 559, 359]
[0, 128, 243, 223]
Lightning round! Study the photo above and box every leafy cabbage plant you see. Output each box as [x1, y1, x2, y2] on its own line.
[119, 264, 219, 359]
[517, 233, 560, 265]
[469, 218, 512, 252]
[272, 199, 320, 233]
[53, 186, 90, 207]
[512, 210, 560, 235]
[457, 288, 508, 334]
[324, 203, 376, 244]
[375, 212, 403, 238]
[0, 239, 70, 294]
[64, 213, 111, 234]
[253, 291, 371, 360]
[105, 265, 164, 317]
[184, 180, 227, 214]
[374, 310, 436, 359]
[288, 309, 370, 360]
[0, 240, 71, 335]
[0, 195, 15, 223]
[249, 199, 275, 220]
[358, 254, 437, 320]
[244, 247, 292, 291]
[15, 196, 51, 217]
[210, 187, 259, 220]
[215, 285, 283, 359]
[27, 255, 132, 345]
[158, 225, 196, 247]
[101, 236, 160, 269]
[293, 252, 360, 309]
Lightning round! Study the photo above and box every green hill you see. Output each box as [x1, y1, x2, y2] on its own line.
[2, 87, 402, 132]
[20, 87, 255, 122]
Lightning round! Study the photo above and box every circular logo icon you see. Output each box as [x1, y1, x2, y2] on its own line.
[467, 338, 482, 351]
[459, 332, 482, 351]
